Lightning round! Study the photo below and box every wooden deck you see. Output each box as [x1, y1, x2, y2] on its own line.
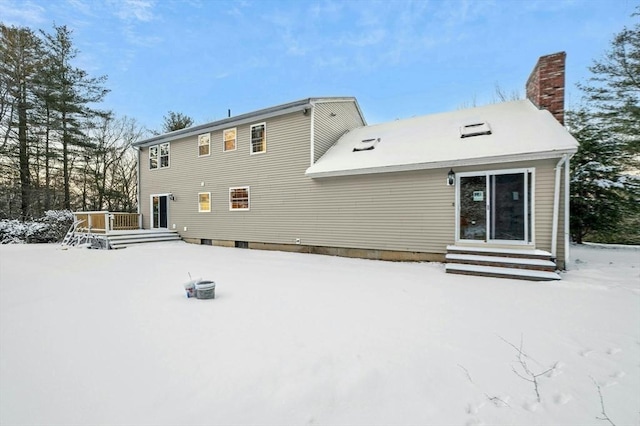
[71, 211, 181, 249]
[73, 211, 141, 234]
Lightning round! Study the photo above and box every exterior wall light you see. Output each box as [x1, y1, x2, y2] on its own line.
[447, 169, 455, 186]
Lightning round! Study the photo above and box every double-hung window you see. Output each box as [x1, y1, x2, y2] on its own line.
[229, 187, 250, 210]
[223, 128, 236, 152]
[198, 133, 210, 157]
[250, 123, 266, 154]
[149, 142, 170, 169]
[198, 192, 211, 212]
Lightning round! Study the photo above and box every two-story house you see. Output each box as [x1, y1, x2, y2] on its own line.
[133, 52, 579, 280]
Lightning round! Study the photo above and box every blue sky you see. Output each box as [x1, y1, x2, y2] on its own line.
[2, 0, 637, 132]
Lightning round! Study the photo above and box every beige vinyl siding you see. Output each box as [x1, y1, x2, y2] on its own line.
[139, 109, 568, 261]
[313, 101, 365, 162]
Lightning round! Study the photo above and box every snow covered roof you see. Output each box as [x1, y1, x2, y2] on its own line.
[305, 99, 579, 178]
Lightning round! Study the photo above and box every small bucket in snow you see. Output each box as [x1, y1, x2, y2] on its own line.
[196, 281, 216, 299]
[183, 279, 199, 298]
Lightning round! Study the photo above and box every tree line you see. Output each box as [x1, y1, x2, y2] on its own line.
[0, 23, 143, 220]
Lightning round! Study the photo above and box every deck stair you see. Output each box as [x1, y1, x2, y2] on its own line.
[106, 229, 182, 249]
[445, 245, 561, 281]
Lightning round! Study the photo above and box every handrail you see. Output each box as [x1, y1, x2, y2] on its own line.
[73, 211, 141, 233]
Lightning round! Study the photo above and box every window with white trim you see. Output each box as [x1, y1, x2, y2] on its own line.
[198, 192, 211, 212]
[149, 142, 170, 169]
[198, 133, 210, 157]
[223, 128, 236, 152]
[250, 123, 266, 154]
[229, 187, 250, 210]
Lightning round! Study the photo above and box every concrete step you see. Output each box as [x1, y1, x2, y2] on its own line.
[445, 263, 561, 281]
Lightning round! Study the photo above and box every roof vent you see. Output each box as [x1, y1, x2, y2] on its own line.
[353, 138, 380, 152]
[460, 122, 492, 138]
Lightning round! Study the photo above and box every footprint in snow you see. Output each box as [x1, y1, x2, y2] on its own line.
[466, 400, 486, 414]
[523, 400, 540, 412]
[553, 393, 572, 405]
[465, 418, 485, 426]
[607, 347, 622, 355]
[579, 349, 593, 357]
[546, 361, 564, 378]
[610, 371, 626, 378]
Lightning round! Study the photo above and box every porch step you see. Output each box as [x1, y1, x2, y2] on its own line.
[446, 245, 554, 259]
[445, 253, 556, 271]
[445, 263, 561, 281]
[445, 245, 559, 281]
[107, 230, 181, 249]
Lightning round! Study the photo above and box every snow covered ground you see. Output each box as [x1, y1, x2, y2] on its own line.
[0, 242, 638, 426]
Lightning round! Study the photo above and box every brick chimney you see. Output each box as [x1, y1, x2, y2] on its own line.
[526, 51, 566, 125]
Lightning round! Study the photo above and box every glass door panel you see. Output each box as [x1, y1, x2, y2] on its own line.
[490, 173, 525, 241]
[152, 195, 168, 228]
[459, 175, 487, 240]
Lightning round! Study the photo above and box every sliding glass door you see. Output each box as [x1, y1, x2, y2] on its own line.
[457, 169, 533, 244]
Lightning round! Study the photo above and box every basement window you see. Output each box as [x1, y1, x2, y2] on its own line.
[460, 122, 492, 138]
[353, 138, 380, 152]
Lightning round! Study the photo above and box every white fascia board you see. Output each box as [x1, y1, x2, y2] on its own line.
[135, 103, 312, 148]
[310, 97, 367, 126]
[305, 149, 578, 178]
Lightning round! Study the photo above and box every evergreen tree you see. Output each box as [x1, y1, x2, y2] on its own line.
[570, 10, 640, 244]
[0, 24, 42, 220]
[568, 109, 639, 243]
[40, 24, 109, 210]
[161, 111, 193, 133]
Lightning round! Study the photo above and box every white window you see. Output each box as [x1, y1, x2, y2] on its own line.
[223, 128, 237, 152]
[250, 123, 266, 154]
[198, 133, 210, 157]
[149, 142, 170, 169]
[198, 192, 211, 212]
[229, 187, 250, 210]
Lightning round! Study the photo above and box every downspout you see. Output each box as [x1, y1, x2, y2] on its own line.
[135, 146, 141, 229]
[309, 103, 315, 166]
[564, 154, 574, 269]
[551, 154, 568, 260]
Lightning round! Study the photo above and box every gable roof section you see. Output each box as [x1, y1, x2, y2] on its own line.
[134, 97, 363, 148]
[305, 99, 579, 178]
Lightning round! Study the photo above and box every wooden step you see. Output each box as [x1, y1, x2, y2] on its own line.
[445, 253, 556, 271]
[445, 263, 561, 281]
[106, 230, 181, 249]
[446, 245, 553, 260]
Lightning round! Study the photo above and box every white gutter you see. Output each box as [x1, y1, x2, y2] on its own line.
[306, 149, 577, 178]
[551, 154, 568, 259]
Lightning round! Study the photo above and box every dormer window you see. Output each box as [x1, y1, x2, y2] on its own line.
[353, 138, 380, 152]
[460, 122, 492, 138]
